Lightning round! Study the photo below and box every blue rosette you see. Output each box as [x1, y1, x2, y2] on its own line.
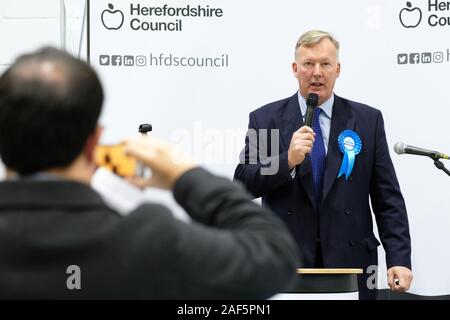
[337, 130, 362, 180]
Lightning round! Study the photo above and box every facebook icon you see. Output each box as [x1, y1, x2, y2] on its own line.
[111, 55, 122, 66]
[409, 53, 420, 64]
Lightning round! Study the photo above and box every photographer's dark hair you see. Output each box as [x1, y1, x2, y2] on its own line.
[0, 47, 103, 175]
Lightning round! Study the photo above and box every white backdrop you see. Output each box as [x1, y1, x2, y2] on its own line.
[81, 0, 450, 295]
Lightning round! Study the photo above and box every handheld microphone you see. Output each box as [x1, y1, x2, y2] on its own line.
[304, 93, 319, 127]
[138, 123, 152, 178]
[394, 142, 449, 160]
[138, 123, 152, 135]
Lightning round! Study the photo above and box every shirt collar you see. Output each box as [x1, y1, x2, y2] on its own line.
[298, 92, 334, 120]
[0, 180, 106, 209]
[8, 172, 64, 181]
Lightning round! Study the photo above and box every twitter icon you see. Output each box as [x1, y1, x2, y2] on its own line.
[397, 54, 408, 65]
[99, 55, 110, 66]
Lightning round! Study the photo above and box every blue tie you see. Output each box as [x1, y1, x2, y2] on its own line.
[310, 108, 326, 206]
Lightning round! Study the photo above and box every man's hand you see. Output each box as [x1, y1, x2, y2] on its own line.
[124, 136, 197, 190]
[287, 126, 315, 169]
[387, 266, 413, 292]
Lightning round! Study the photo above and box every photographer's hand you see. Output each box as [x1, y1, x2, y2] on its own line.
[124, 136, 197, 190]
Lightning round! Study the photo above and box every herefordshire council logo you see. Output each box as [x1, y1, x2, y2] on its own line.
[399, 1, 422, 28]
[101, 3, 124, 30]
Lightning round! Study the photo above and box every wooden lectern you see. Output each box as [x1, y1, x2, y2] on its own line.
[271, 268, 363, 300]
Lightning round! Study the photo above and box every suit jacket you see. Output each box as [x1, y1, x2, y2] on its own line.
[0, 168, 298, 299]
[234, 93, 411, 271]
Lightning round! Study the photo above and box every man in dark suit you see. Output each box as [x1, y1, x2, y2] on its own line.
[0, 47, 299, 299]
[234, 30, 413, 299]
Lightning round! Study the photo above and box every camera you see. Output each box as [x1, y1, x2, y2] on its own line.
[94, 123, 152, 178]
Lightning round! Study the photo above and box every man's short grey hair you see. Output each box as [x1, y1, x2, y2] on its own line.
[295, 30, 340, 60]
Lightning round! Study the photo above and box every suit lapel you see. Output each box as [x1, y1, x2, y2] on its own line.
[279, 93, 302, 150]
[279, 93, 316, 210]
[322, 95, 355, 203]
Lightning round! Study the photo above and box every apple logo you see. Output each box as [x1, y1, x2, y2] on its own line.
[101, 3, 124, 30]
[399, 1, 422, 28]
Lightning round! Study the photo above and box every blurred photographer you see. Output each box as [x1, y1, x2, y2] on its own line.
[0, 47, 298, 299]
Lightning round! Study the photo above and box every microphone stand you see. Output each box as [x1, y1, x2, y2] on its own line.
[433, 159, 450, 177]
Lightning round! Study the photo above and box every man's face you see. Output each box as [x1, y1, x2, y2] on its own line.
[293, 38, 340, 105]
